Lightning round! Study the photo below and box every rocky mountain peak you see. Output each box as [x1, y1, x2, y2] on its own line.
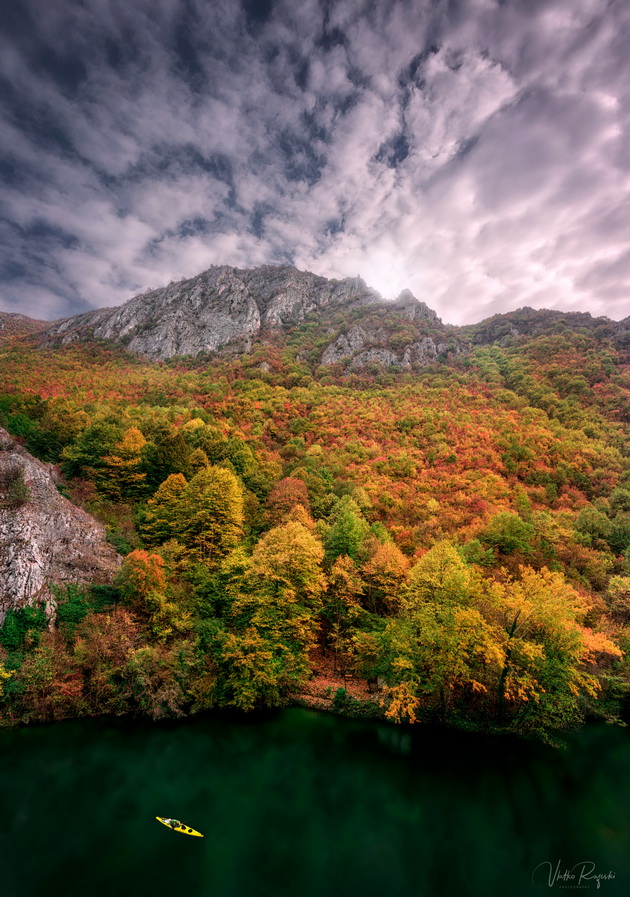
[392, 289, 442, 324]
[41, 264, 386, 361]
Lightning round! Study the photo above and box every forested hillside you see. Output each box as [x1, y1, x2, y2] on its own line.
[1, 302, 629, 741]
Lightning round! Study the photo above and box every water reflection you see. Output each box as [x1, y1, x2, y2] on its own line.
[0, 710, 629, 896]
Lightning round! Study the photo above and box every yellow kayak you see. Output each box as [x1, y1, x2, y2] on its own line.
[156, 816, 204, 837]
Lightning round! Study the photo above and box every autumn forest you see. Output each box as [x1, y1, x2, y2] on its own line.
[1, 305, 630, 743]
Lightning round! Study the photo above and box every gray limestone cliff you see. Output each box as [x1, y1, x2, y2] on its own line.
[320, 292, 461, 370]
[0, 429, 121, 623]
[38, 263, 473, 371]
[42, 264, 384, 362]
[389, 289, 442, 324]
[322, 332, 463, 370]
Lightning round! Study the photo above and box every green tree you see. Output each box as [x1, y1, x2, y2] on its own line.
[479, 511, 536, 558]
[608, 576, 630, 621]
[0, 661, 12, 701]
[140, 424, 190, 490]
[61, 421, 122, 480]
[374, 543, 505, 723]
[574, 505, 614, 550]
[325, 495, 370, 562]
[139, 473, 188, 546]
[0, 604, 48, 652]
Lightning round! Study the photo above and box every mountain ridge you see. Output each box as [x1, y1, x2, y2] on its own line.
[6, 263, 630, 367]
[40, 264, 397, 360]
[0, 312, 47, 339]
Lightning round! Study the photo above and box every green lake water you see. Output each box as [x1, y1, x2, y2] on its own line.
[1, 709, 629, 897]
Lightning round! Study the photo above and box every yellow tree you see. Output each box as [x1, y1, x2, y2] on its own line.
[380, 541, 504, 723]
[486, 566, 622, 732]
[227, 520, 327, 699]
[247, 520, 326, 605]
[324, 555, 364, 675]
[189, 448, 210, 473]
[174, 466, 244, 566]
[139, 473, 188, 546]
[361, 540, 410, 614]
[382, 604, 504, 724]
[406, 540, 472, 607]
[218, 628, 284, 711]
[98, 426, 147, 500]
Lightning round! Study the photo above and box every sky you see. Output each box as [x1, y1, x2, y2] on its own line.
[0, 0, 628, 325]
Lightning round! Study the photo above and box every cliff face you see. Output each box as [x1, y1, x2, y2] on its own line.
[0, 428, 121, 623]
[320, 324, 461, 370]
[42, 264, 385, 361]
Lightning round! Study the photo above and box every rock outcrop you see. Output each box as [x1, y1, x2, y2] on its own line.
[0, 428, 121, 623]
[321, 321, 462, 370]
[42, 265, 383, 361]
[390, 289, 442, 324]
[40, 264, 455, 368]
[318, 287, 457, 370]
[321, 324, 370, 364]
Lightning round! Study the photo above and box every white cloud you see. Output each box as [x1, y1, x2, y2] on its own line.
[1, 0, 629, 324]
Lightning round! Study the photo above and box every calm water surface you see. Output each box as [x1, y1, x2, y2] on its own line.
[0, 709, 629, 897]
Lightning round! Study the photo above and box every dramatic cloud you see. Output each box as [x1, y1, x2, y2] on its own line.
[0, 0, 628, 323]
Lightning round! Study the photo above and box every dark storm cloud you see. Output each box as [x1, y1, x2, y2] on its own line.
[0, 0, 628, 323]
